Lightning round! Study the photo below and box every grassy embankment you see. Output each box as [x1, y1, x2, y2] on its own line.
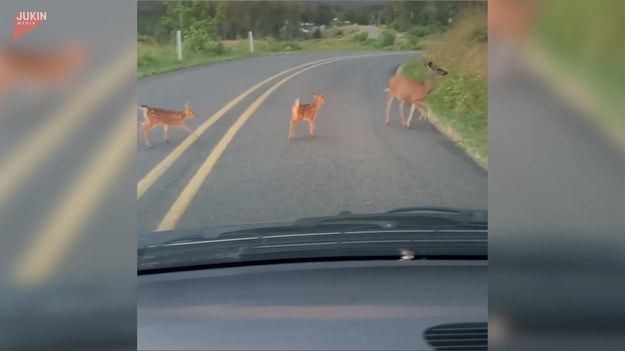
[528, 0, 625, 154]
[400, 12, 488, 169]
[138, 26, 423, 78]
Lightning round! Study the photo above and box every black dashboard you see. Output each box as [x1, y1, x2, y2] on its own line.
[138, 259, 487, 350]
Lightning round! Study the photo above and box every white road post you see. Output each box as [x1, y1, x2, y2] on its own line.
[248, 31, 254, 53]
[176, 30, 182, 61]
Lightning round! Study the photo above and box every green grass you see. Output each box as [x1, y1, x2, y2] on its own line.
[399, 12, 488, 168]
[531, 0, 625, 147]
[138, 26, 422, 78]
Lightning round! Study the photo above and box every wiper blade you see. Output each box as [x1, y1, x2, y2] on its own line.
[386, 206, 487, 223]
[386, 206, 465, 214]
[292, 207, 486, 229]
[138, 207, 488, 272]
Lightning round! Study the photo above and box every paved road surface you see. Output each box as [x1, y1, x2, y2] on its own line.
[137, 51, 487, 233]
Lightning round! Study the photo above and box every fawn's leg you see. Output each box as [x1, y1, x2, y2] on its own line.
[309, 119, 315, 136]
[178, 123, 197, 139]
[416, 102, 429, 121]
[385, 94, 394, 125]
[288, 119, 297, 139]
[163, 125, 170, 143]
[399, 100, 407, 127]
[142, 123, 154, 148]
[406, 103, 417, 128]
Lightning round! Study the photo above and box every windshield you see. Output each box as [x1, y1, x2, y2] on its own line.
[137, 1, 487, 248]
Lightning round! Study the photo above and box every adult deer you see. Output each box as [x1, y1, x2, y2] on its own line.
[385, 61, 447, 128]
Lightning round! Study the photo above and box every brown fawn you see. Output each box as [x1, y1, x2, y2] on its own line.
[289, 92, 326, 139]
[138, 103, 197, 148]
[385, 61, 447, 128]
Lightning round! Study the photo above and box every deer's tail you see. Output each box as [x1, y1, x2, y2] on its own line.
[384, 88, 389, 92]
[138, 105, 148, 112]
[292, 98, 300, 117]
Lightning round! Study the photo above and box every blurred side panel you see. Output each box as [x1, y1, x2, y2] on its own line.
[489, 0, 625, 350]
[0, 1, 137, 350]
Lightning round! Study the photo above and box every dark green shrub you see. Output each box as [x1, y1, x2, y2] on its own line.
[266, 38, 302, 52]
[351, 32, 368, 42]
[207, 42, 226, 55]
[380, 30, 396, 46]
[137, 34, 157, 45]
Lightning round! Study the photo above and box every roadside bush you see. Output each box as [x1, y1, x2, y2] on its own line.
[207, 42, 227, 55]
[380, 30, 396, 46]
[398, 40, 423, 51]
[312, 28, 322, 39]
[138, 51, 157, 66]
[322, 27, 348, 39]
[184, 27, 213, 53]
[266, 38, 302, 52]
[137, 34, 157, 46]
[410, 24, 444, 38]
[351, 32, 368, 42]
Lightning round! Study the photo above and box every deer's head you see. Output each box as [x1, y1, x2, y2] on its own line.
[183, 103, 197, 118]
[426, 61, 448, 76]
[313, 92, 326, 105]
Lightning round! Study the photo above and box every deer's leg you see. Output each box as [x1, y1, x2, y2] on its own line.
[163, 125, 170, 143]
[178, 123, 197, 139]
[399, 100, 407, 127]
[288, 119, 297, 139]
[179, 123, 192, 133]
[385, 95, 394, 125]
[416, 102, 429, 121]
[309, 118, 315, 136]
[406, 103, 417, 129]
[142, 123, 154, 148]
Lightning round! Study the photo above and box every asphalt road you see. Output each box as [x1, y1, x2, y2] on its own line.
[137, 51, 487, 233]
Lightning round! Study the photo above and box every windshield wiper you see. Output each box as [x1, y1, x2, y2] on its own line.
[138, 207, 487, 273]
[292, 206, 486, 228]
[387, 206, 465, 214]
[148, 207, 485, 247]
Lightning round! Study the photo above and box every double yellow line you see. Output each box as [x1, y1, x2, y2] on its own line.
[138, 55, 338, 199]
[141, 52, 403, 231]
